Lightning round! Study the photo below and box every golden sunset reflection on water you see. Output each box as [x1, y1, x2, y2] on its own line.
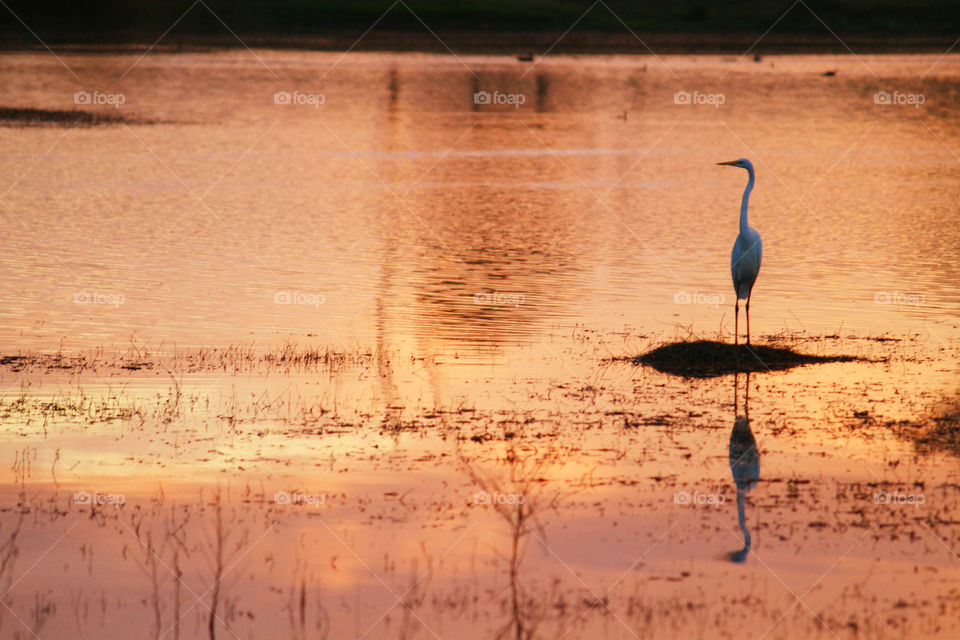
[0, 50, 958, 638]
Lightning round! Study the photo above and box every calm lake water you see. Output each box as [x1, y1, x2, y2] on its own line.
[1, 51, 959, 353]
[0, 51, 959, 640]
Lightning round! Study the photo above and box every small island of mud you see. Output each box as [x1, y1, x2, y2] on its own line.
[613, 340, 862, 378]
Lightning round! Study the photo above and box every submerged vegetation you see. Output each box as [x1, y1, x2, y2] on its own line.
[880, 395, 960, 456]
[0, 341, 390, 375]
[922, 397, 960, 452]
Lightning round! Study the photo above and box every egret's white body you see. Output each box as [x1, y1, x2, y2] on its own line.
[718, 158, 762, 345]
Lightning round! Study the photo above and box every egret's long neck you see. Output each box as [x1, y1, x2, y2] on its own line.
[739, 167, 755, 235]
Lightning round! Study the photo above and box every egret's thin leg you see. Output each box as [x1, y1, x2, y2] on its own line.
[746, 293, 752, 345]
[734, 299, 739, 346]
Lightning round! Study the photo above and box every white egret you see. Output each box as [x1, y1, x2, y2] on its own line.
[717, 158, 763, 345]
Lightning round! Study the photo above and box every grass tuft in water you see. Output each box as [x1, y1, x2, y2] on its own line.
[888, 396, 960, 455]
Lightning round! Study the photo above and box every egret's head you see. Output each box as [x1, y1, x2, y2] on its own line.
[717, 158, 753, 171]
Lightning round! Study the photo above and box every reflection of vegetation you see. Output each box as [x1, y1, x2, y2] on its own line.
[123, 488, 265, 640]
[201, 488, 252, 640]
[0, 506, 23, 631]
[285, 554, 330, 640]
[460, 443, 559, 640]
[395, 557, 432, 640]
[130, 503, 191, 640]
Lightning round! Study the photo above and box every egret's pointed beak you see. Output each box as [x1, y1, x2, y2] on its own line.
[716, 160, 739, 166]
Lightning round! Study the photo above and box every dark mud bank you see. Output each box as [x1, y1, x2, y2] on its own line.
[614, 340, 862, 378]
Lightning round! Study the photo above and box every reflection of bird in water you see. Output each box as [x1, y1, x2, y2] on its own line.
[728, 372, 760, 563]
